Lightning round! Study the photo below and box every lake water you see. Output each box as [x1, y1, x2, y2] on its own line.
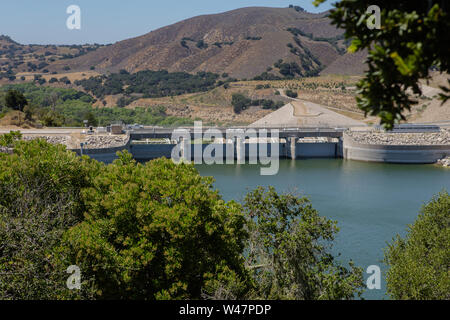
[195, 159, 450, 300]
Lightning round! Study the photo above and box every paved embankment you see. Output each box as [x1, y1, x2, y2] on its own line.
[19, 134, 131, 163]
[343, 130, 450, 164]
[22, 134, 130, 150]
[249, 100, 365, 128]
[346, 129, 450, 145]
[23, 135, 71, 146]
[82, 135, 129, 149]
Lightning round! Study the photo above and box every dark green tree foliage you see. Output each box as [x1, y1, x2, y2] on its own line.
[57, 152, 249, 299]
[384, 191, 449, 300]
[251, 99, 284, 110]
[196, 40, 208, 49]
[0, 137, 367, 300]
[59, 77, 71, 85]
[117, 96, 138, 108]
[287, 27, 313, 39]
[5, 89, 27, 111]
[285, 89, 298, 98]
[243, 187, 365, 299]
[23, 105, 34, 121]
[276, 61, 302, 78]
[0, 84, 194, 127]
[289, 5, 305, 13]
[245, 37, 262, 41]
[180, 40, 189, 49]
[40, 110, 65, 127]
[253, 72, 282, 81]
[314, 0, 450, 129]
[0, 139, 100, 299]
[75, 70, 220, 99]
[83, 111, 98, 127]
[231, 93, 252, 114]
[0, 131, 22, 147]
[232, 93, 284, 112]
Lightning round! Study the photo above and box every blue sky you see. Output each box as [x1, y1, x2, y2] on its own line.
[0, 1, 335, 45]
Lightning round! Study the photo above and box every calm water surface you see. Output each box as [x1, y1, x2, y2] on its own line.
[195, 159, 450, 300]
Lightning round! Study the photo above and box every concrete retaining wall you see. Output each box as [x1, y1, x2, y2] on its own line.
[131, 144, 175, 161]
[53, 132, 450, 165]
[343, 133, 450, 164]
[70, 138, 131, 164]
[296, 142, 337, 158]
[133, 143, 282, 161]
[128, 142, 335, 162]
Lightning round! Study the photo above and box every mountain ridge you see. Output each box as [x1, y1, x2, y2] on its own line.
[44, 6, 365, 78]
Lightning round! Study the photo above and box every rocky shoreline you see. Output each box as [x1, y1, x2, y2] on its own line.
[83, 135, 129, 149]
[22, 134, 130, 150]
[437, 157, 450, 167]
[347, 129, 450, 146]
[23, 135, 70, 146]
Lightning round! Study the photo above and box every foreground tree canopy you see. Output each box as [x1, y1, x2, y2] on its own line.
[0, 136, 365, 300]
[243, 187, 364, 300]
[384, 191, 449, 300]
[315, 0, 450, 129]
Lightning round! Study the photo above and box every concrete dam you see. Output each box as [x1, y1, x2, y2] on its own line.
[77, 128, 345, 163]
[130, 137, 341, 162]
[74, 127, 450, 165]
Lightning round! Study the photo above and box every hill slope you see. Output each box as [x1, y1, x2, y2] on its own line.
[321, 50, 368, 75]
[0, 35, 104, 78]
[47, 7, 364, 78]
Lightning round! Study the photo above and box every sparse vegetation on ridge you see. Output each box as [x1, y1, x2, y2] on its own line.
[74, 70, 223, 100]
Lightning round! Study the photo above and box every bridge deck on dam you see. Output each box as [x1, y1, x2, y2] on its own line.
[129, 127, 345, 140]
[65, 127, 449, 165]
[130, 139, 341, 162]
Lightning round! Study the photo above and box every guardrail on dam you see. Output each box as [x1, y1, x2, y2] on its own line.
[129, 127, 345, 140]
[130, 140, 340, 162]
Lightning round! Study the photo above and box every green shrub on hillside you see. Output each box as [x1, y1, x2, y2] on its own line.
[75, 70, 220, 99]
[0, 84, 194, 127]
[285, 89, 298, 98]
[4, 89, 28, 111]
[231, 93, 252, 114]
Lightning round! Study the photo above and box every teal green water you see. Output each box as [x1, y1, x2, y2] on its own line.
[195, 159, 450, 300]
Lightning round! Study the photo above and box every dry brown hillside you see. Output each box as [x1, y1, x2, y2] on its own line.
[46, 7, 365, 78]
[0, 35, 104, 79]
[321, 50, 368, 76]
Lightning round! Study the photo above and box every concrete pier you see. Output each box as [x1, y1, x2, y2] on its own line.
[287, 137, 297, 160]
[236, 138, 245, 164]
